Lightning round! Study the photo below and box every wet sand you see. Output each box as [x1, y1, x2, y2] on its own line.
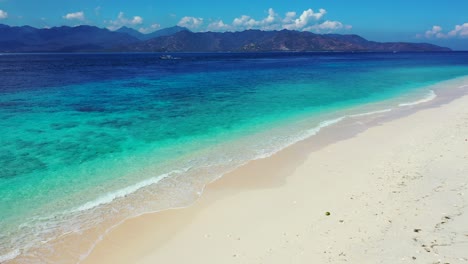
[81, 83, 468, 264]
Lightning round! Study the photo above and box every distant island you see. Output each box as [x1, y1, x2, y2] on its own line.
[0, 24, 451, 53]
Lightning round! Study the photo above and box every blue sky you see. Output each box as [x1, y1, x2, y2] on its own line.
[0, 0, 467, 49]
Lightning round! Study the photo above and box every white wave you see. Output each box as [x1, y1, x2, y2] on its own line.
[459, 84, 468, 88]
[16, 109, 398, 264]
[350, 108, 392, 118]
[398, 90, 437, 107]
[0, 249, 20, 263]
[71, 168, 188, 213]
[307, 116, 346, 135]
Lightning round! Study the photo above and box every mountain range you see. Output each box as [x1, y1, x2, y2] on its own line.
[0, 24, 451, 53]
[115, 26, 188, 41]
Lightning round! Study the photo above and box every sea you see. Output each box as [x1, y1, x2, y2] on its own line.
[1, 52, 468, 263]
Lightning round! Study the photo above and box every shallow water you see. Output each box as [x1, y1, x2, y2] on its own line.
[1, 52, 468, 262]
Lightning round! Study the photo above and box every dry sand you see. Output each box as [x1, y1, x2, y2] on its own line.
[82, 91, 468, 263]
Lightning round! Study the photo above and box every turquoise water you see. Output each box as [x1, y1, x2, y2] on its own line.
[1, 52, 468, 262]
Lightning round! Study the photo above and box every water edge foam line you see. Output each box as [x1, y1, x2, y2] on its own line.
[398, 90, 437, 107]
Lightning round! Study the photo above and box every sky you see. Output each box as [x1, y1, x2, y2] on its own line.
[0, 0, 467, 49]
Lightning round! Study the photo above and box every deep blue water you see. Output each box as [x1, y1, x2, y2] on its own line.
[1, 52, 468, 262]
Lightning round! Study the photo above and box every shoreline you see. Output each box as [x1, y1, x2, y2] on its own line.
[59, 77, 468, 219]
[78, 80, 468, 263]
[3, 77, 468, 263]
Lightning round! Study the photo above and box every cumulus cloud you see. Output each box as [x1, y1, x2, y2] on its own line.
[63, 11, 85, 21]
[424, 25, 445, 38]
[283, 12, 296, 24]
[207, 20, 231, 31]
[448, 23, 468, 38]
[264, 8, 277, 23]
[107, 12, 144, 31]
[232, 15, 257, 28]
[0, 9, 7, 19]
[132, 16, 143, 25]
[420, 23, 468, 39]
[177, 16, 204, 29]
[284, 8, 327, 30]
[304, 20, 352, 32]
[183, 7, 350, 33]
[231, 8, 281, 30]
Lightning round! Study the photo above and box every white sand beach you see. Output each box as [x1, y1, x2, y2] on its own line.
[81, 89, 468, 263]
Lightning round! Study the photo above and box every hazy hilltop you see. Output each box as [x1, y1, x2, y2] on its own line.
[115, 26, 189, 41]
[0, 24, 451, 53]
[122, 29, 450, 52]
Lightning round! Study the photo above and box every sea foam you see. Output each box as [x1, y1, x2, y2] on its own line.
[398, 90, 437, 107]
[350, 109, 392, 118]
[0, 249, 20, 263]
[71, 168, 189, 213]
[309, 117, 346, 134]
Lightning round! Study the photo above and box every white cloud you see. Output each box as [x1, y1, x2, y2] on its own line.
[177, 16, 204, 29]
[304, 20, 349, 33]
[0, 9, 7, 19]
[207, 20, 231, 31]
[63, 11, 85, 21]
[107, 12, 144, 31]
[421, 23, 468, 39]
[139, 23, 161, 34]
[284, 8, 327, 30]
[231, 8, 281, 30]
[180, 8, 350, 33]
[233, 15, 258, 29]
[448, 23, 468, 38]
[424, 25, 445, 38]
[264, 8, 278, 24]
[233, 15, 253, 27]
[132, 16, 143, 25]
[283, 12, 296, 24]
